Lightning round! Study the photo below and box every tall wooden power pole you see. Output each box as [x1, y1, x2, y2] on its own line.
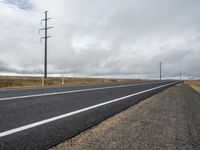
[160, 62, 162, 80]
[180, 71, 182, 80]
[40, 11, 53, 78]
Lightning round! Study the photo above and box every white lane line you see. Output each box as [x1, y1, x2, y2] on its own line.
[0, 81, 178, 138]
[0, 81, 165, 101]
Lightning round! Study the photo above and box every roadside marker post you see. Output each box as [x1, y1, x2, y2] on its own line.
[62, 75, 64, 86]
[42, 78, 44, 86]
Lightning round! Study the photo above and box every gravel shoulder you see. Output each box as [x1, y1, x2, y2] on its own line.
[50, 83, 200, 150]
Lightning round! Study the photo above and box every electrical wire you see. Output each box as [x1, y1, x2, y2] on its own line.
[0, 36, 41, 45]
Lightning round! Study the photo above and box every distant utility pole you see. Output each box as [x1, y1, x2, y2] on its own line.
[180, 71, 182, 80]
[160, 62, 162, 80]
[40, 11, 53, 78]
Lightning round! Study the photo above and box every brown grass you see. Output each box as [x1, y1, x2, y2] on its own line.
[184, 80, 200, 87]
[184, 80, 200, 93]
[0, 76, 146, 88]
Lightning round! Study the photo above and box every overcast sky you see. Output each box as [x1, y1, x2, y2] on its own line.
[0, 0, 199, 79]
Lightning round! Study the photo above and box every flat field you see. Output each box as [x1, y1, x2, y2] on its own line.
[0, 76, 145, 88]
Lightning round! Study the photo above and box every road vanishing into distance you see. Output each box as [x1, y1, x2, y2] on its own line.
[0, 80, 180, 150]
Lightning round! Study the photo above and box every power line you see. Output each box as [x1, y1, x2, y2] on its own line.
[0, 36, 41, 44]
[40, 11, 53, 78]
[0, 27, 39, 36]
[0, 14, 40, 27]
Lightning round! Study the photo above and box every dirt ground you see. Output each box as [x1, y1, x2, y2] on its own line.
[50, 83, 200, 150]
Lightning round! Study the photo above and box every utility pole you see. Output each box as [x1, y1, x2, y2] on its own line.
[180, 71, 182, 80]
[40, 11, 53, 78]
[160, 62, 162, 80]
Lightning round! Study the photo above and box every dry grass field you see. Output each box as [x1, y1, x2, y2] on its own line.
[185, 80, 200, 93]
[185, 80, 200, 87]
[0, 76, 145, 88]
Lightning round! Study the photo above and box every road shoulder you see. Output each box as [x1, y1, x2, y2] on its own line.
[50, 83, 200, 150]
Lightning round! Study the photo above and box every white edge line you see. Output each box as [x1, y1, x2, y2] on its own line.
[0, 81, 167, 101]
[0, 81, 179, 138]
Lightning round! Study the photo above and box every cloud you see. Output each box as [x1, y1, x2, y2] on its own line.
[0, 0, 200, 79]
[3, 0, 32, 9]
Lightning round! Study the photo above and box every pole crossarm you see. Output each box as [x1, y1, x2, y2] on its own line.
[41, 18, 52, 25]
[39, 27, 53, 34]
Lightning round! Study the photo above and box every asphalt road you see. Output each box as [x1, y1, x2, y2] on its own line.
[0, 80, 179, 150]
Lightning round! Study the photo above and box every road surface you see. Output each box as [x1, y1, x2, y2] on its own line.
[0, 80, 179, 150]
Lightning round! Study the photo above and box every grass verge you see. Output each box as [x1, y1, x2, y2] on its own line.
[0, 76, 146, 89]
[184, 80, 200, 93]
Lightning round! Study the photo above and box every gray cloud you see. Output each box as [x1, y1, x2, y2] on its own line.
[0, 0, 200, 79]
